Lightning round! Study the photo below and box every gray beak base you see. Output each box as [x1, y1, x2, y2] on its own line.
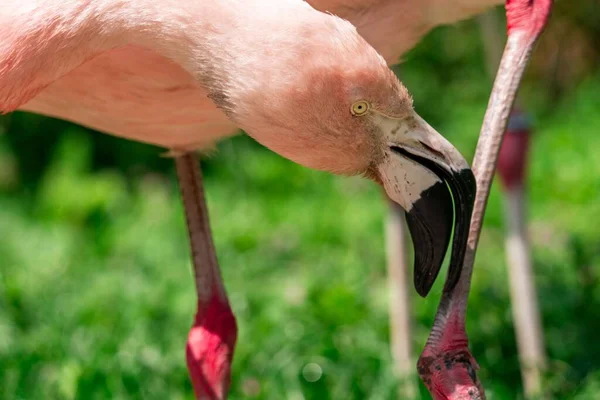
[391, 147, 476, 297]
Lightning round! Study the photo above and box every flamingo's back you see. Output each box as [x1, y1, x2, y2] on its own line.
[0, 1, 237, 151]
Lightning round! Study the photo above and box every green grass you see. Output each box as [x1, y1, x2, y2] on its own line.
[1, 33, 600, 399]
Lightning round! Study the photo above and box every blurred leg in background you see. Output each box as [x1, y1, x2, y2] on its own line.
[176, 153, 237, 400]
[384, 194, 416, 398]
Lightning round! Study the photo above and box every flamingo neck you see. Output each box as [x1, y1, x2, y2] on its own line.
[422, 303, 468, 357]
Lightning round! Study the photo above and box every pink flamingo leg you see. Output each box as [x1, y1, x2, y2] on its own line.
[418, 1, 553, 399]
[498, 110, 547, 397]
[175, 154, 237, 400]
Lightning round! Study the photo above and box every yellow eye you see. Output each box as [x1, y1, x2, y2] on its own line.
[351, 100, 370, 116]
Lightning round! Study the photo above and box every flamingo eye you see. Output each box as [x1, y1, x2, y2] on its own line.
[351, 100, 370, 116]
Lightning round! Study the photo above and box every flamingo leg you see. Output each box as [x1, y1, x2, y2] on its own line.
[503, 185, 546, 397]
[175, 153, 237, 400]
[385, 198, 416, 398]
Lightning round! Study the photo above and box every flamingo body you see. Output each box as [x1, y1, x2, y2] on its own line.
[2, 0, 542, 399]
[21, 46, 232, 150]
[3, 0, 502, 152]
[1, 0, 480, 300]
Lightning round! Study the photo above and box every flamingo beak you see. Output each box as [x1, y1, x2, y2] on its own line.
[374, 111, 476, 297]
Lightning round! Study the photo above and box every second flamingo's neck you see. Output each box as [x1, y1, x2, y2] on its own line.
[422, 300, 469, 357]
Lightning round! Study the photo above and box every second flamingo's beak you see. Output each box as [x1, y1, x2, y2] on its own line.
[374, 111, 476, 297]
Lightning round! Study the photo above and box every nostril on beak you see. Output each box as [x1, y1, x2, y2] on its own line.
[419, 141, 445, 160]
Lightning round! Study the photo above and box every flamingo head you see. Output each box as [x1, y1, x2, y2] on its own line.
[418, 348, 485, 400]
[231, 14, 476, 297]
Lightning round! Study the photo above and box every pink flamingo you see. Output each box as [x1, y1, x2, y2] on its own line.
[0, 0, 553, 398]
[1, 1, 477, 398]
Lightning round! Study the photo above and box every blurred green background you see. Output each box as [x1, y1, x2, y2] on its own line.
[1, 3, 600, 399]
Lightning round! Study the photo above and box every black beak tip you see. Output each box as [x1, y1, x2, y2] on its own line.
[414, 269, 436, 298]
[389, 146, 476, 297]
[443, 168, 477, 293]
[405, 180, 454, 298]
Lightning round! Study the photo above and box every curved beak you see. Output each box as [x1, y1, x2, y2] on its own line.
[374, 111, 476, 297]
